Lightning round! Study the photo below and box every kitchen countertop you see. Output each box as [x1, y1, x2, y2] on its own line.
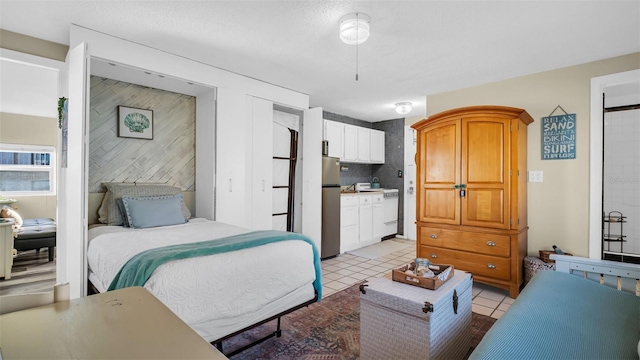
[340, 190, 384, 195]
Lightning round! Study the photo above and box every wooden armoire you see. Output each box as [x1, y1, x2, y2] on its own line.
[411, 106, 533, 298]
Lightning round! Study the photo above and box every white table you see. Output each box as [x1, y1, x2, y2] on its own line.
[0, 286, 228, 359]
[0, 218, 15, 279]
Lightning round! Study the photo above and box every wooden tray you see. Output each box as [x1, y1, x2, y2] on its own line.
[392, 262, 454, 290]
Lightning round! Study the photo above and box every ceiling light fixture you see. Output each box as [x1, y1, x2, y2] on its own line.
[339, 13, 370, 45]
[340, 12, 370, 81]
[395, 102, 412, 115]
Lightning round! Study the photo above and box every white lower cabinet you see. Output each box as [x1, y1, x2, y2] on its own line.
[340, 193, 383, 253]
[358, 195, 373, 245]
[372, 194, 384, 241]
[340, 195, 359, 253]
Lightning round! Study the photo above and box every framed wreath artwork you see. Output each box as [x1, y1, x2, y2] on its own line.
[117, 106, 154, 140]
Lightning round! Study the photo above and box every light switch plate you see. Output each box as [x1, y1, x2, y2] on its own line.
[528, 170, 543, 183]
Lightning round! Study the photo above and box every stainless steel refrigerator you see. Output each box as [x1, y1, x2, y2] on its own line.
[321, 156, 341, 259]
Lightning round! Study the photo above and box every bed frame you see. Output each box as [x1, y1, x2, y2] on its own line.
[211, 291, 318, 357]
[551, 254, 640, 295]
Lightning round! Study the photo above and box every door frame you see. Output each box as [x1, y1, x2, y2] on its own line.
[403, 125, 417, 240]
[0, 47, 64, 284]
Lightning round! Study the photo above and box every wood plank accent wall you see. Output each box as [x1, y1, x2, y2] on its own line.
[88, 76, 196, 192]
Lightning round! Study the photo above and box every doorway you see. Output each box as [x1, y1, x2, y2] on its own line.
[589, 69, 640, 260]
[403, 125, 417, 240]
[0, 49, 63, 294]
[601, 100, 640, 264]
[273, 109, 302, 232]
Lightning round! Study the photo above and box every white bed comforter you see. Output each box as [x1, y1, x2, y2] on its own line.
[87, 218, 316, 340]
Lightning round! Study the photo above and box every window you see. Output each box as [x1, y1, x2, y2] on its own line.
[0, 144, 56, 196]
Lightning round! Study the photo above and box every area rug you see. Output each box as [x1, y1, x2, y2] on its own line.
[222, 282, 497, 359]
[345, 240, 410, 260]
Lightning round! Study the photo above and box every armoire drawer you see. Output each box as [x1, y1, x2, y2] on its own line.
[419, 227, 510, 257]
[420, 245, 511, 281]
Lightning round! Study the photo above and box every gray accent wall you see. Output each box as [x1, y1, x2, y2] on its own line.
[88, 76, 196, 193]
[340, 163, 373, 187]
[373, 118, 405, 235]
[324, 111, 406, 235]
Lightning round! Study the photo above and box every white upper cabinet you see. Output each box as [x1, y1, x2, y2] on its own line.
[370, 129, 385, 164]
[357, 127, 371, 162]
[323, 120, 385, 164]
[323, 120, 344, 159]
[343, 123, 359, 162]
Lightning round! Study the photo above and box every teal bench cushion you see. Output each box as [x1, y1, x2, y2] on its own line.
[470, 270, 640, 360]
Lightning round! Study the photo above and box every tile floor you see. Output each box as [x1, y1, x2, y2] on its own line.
[320, 238, 512, 320]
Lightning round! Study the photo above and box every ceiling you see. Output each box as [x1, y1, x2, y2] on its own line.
[0, 1, 639, 122]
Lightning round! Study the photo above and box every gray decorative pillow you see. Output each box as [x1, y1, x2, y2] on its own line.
[115, 198, 130, 228]
[121, 194, 187, 229]
[97, 182, 135, 224]
[103, 183, 191, 226]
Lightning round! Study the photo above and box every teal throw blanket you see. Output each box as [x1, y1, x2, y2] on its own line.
[108, 230, 322, 300]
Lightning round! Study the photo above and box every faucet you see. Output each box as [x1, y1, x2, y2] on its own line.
[344, 183, 357, 192]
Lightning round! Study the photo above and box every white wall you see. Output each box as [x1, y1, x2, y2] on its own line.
[69, 26, 308, 109]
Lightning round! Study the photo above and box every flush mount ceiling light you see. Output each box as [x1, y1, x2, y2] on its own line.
[340, 12, 370, 81]
[339, 13, 370, 45]
[395, 102, 412, 115]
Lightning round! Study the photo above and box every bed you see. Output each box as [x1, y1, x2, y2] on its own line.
[470, 255, 640, 359]
[87, 183, 321, 356]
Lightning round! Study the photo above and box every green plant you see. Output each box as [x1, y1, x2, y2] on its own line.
[58, 97, 67, 129]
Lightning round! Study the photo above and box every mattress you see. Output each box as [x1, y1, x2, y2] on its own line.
[470, 270, 640, 359]
[87, 218, 317, 341]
